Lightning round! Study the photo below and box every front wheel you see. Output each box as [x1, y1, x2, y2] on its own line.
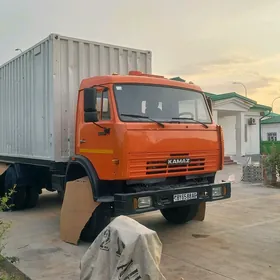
[80, 203, 111, 242]
[160, 204, 199, 224]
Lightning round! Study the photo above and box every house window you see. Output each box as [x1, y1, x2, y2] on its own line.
[267, 132, 277, 141]
[244, 124, 248, 142]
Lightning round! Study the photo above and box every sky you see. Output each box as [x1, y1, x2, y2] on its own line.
[1, 0, 280, 111]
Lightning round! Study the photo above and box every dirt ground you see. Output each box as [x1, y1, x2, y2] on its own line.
[2, 165, 280, 280]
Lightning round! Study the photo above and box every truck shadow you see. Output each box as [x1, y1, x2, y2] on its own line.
[30, 192, 62, 212]
[23, 192, 204, 246]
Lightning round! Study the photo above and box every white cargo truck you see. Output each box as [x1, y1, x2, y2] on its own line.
[0, 33, 151, 212]
[0, 34, 152, 163]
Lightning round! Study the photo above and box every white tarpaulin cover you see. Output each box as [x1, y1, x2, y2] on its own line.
[80, 215, 166, 280]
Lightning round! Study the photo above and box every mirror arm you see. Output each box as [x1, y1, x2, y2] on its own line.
[93, 122, 110, 135]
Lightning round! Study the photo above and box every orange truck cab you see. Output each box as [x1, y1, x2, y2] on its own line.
[65, 71, 231, 241]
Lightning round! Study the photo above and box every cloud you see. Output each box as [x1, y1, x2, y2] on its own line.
[245, 74, 280, 91]
[200, 73, 279, 94]
[167, 54, 260, 77]
[201, 56, 256, 67]
[167, 52, 280, 80]
[166, 52, 280, 108]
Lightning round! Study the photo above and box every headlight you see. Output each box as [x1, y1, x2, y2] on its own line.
[137, 196, 152, 208]
[212, 186, 223, 197]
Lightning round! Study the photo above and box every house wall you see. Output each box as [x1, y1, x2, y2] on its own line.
[261, 123, 280, 141]
[216, 111, 261, 156]
[244, 112, 261, 155]
[213, 110, 218, 123]
[218, 115, 236, 155]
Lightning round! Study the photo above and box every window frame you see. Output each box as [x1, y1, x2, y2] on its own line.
[99, 89, 111, 121]
[267, 132, 277, 141]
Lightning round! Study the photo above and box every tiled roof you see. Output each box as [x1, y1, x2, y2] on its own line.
[261, 115, 280, 124]
[263, 111, 280, 117]
[251, 104, 272, 111]
[170, 77, 186, 82]
[204, 92, 257, 104]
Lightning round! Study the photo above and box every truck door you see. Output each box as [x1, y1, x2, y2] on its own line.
[79, 89, 116, 179]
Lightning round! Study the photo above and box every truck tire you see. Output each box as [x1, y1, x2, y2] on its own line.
[25, 187, 39, 209]
[160, 204, 199, 224]
[4, 167, 26, 210]
[80, 203, 111, 242]
[57, 190, 64, 201]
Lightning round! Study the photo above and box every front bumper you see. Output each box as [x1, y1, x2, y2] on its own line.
[114, 182, 231, 215]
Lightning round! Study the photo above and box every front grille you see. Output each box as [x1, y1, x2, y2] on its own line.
[146, 153, 205, 175]
[129, 151, 217, 178]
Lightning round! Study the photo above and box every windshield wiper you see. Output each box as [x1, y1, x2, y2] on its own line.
[171, 117, 209, 128]
[121, 114, 165, 128]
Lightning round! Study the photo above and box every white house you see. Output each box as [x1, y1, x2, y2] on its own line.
[206, 92, 271, 158]
[261, 113, 280, 141]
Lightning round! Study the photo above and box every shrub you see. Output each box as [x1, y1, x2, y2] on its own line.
[262, 143, 280, 185]
[0, 187, 16, 261]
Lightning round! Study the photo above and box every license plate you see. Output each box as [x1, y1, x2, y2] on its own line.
[173, 192, 198, 202]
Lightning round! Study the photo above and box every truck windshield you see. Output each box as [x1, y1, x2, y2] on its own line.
[113, 84, 212, 124]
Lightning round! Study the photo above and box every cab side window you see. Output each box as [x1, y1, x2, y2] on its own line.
[101, 90, 111, 120]
[95, 90, 111, 121]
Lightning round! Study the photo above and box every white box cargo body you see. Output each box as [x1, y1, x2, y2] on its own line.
[0, 34, 152, 163]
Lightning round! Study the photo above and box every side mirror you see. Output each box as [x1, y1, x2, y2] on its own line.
[84, 88, 98, 122]
[84, 88, 97, 112]
[206, 97, 213, 114]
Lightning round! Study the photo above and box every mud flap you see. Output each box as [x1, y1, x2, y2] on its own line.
[193, 202, 206, 221]
[60, 176, 100, 245]
[0, 163, 9, 176]
[0, 164, 9, 195]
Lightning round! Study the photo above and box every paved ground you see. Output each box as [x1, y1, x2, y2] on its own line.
[2, 165, 280, 279]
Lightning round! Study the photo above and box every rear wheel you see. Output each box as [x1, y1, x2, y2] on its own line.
[160, 204, 199, 224]
[25, 187, 39, 209]
[80, 203, 111, 242]
[4, 167, 26, 210]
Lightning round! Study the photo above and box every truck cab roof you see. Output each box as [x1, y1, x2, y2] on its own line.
[80, 74, 203, 93]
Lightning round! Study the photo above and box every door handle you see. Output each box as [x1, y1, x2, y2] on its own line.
[80, 139, 86, 144]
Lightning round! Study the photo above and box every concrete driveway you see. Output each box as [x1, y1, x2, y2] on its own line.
[2, 165, 280, 280]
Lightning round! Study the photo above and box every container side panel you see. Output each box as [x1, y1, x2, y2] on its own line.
[52, 35, 152, 160]
[60, 40, 70, 158]
[0, 39, 53, 161]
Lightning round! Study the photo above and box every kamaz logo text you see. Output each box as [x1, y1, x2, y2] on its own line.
[167, 158, 191, 165]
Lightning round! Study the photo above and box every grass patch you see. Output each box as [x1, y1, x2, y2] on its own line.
[0, 185, 30, 279]
[0, 256, 31, 280]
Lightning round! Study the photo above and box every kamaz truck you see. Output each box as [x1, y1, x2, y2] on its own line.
[0, 34, 231, 241]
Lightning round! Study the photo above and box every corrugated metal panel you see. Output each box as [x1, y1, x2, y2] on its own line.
[52, 34, 152, 162]
[0, 37, 53, 161]
[0, 34, 152, 163]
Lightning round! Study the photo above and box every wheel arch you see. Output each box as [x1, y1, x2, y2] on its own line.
[6, 163, 45, 188]
[65, 155, 100, 201]
[5, 164, 23, 185]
